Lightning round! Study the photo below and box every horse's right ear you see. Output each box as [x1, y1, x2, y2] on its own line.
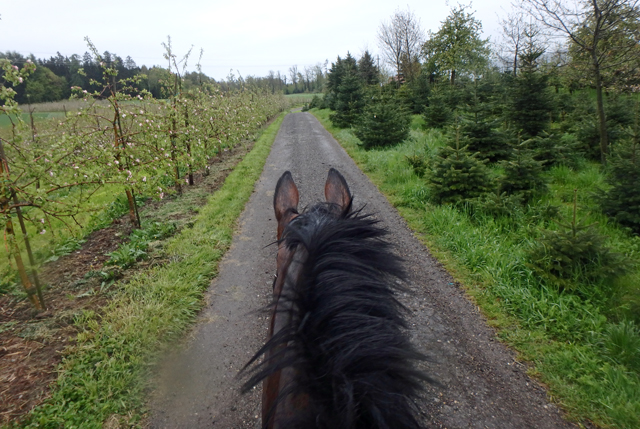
[274, 171, 299, 236]
[325, 168, 352, 212]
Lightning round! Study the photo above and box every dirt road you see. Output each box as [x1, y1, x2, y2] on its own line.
[148, 112, 574, 428]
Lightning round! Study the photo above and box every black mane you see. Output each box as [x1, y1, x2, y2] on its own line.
[243, 203, 430, 428]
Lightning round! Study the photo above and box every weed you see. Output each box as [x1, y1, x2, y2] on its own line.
[105, 222, 176, 268]
[45, 236, 86, 263]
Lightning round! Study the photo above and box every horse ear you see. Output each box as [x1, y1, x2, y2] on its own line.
[274, 171, 299, 223]
[324, 168, 352, 211]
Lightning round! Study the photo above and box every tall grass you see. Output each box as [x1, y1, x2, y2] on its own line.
[312, 108, 640, 428]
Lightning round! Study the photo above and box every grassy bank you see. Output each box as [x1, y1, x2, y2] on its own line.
[13, 113, 286, 428]
[312, 109, 640, 429]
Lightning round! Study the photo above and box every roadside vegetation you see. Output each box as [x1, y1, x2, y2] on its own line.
[314, 109, 640, 428]
[305, 3, 640, 427]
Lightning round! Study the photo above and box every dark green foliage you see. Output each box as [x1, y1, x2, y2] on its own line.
[326, 53, 358, 110]
[524, 132, 582, 168]
[326, 53, 366, 128]
[330, 70, 365, 128]
[401, 68, 431, 114]
[563, 93, 636, 161]
[24, 65, 68, 103]
[423, 88, 453, 129]
[302, 95, 324, 112]
[505, 50, 554, 139]
[499, 147, 547, 203]
[427, 135, 494, 204]
[526, 193, 628, 292]
[354, 98, 410, 149]
[358, 51, 379, 86]
[459, 80, 511, 162]
[597, 133, 640, 234]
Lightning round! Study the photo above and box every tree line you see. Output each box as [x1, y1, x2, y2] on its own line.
[307, 1, 639, 236]
[0, 49, 328, 105]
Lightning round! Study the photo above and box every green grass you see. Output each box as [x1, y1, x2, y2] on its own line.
[311, 108, 640, 429]
[0, 112, 66, 128]
[12, 112, 286, 429]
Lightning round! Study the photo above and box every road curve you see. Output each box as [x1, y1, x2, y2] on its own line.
[148, 112, 574, 429]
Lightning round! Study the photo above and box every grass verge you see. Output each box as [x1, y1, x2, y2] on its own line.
[311, 108, 640, 429]
[12, 113, 286, 429]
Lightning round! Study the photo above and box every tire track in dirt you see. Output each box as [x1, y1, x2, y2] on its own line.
[148, 112, 574, 428]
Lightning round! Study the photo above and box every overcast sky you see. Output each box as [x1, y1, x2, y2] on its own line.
[1, 0, 514, 80]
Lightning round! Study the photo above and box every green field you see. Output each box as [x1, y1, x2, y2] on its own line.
[0, 112, 66, 128]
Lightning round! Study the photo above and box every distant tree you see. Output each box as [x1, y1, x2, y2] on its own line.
[495, 12, 547, 76]
[330, 65, 365, 128]
[422, 3, 490, 85]
[312, 64, 325, 92]
[520, 0, 640, 164]
[505, 35, 554, 139]
[124, 56, 137, 70]
[144, 66, 172, 98]
[402, 67, 431, 114]
[42, 52, 70, 80]
[325, 53, 358, 109]
[423, 85, 454, 128]
[289, 65, 299, 92]
[22, 65, 67, 103]
[460, 78, 511, 161]
[499, 145, 547, 203]
[377, 7, 424, 82]
[358, 51, 379, 85]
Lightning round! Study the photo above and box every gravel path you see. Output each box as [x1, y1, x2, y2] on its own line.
[148, 112, 574, 429]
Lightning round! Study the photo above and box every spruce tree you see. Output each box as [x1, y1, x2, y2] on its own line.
[597, 110, 640, 233]
[423, 86, 453, 129]
[428, 129, 494, 204]
[358, 51, 379, 86]
[459, 78, 511, 162]
[403, 68, 431, 114]
[326, 53, 358, 111]
[354, 97, 410, 149]
[527, 190, 628, 292]
[499, 145, 547, 203]
[506, 45, 554, 139]
[330, 69, 365, 128]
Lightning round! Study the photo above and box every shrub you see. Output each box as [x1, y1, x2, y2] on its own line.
[526, 192, 628, 293]
[423, 89, 453, 129]
[427, 133, 494, 204]
[597, 126, 640, 234]
[354, 98, 410, 149]
[405, 153, 428, 178]
[499, 146, 547, 203]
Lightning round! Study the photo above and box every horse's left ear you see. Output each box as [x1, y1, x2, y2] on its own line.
[274, 171, 299, 239]
[324, 168, 352, 212]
